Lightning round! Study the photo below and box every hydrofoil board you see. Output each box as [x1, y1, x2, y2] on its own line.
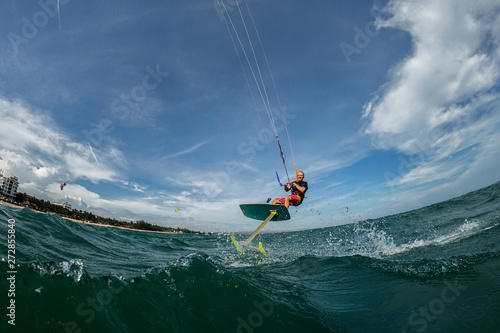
[231, 204, 291, 256]
[239, 204, 290, 221]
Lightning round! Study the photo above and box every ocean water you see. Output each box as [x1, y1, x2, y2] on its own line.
[1, 182, 500, 333]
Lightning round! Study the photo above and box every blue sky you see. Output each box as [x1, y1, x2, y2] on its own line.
[1, 0, 499, 232]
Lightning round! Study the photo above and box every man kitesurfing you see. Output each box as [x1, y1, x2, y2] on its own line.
[220, 0, 310, 255]
[270, 171, 308, 209]
[234, 171, 307, 256]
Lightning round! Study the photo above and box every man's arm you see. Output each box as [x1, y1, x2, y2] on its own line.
[287, 181, 306, 193]
[292, 182, 306, 193]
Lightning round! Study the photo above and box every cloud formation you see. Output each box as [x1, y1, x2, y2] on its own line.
[363, 0, 500, 188]
[0, 98, 119, 192]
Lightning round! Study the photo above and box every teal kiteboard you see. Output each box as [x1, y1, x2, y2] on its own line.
[231, 204, 291, 256]
[239, 203, 291, 221]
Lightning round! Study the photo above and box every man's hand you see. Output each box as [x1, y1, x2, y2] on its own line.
[284, 181, 296, 192]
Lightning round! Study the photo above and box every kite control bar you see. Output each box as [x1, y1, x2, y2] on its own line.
[276, 165, 299, 187]
[276, 171, 283, 186]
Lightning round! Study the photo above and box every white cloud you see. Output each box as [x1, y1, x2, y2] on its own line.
[392, 161, 463, 187]
[365, 0, 500, 152]
[160, 140, 210, 160]
[119, 180, 146, 193]
[361, 0, 500, 190]
[0, 98, 122, 185]
[0, 99, 166, 224]
[0, 97, 132, 218]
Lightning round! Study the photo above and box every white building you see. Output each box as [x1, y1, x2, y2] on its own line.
[54, 202, 72, 210]
[0, 170, 19, 200]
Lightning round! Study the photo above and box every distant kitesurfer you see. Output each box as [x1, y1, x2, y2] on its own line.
[269, 171, 308, 209]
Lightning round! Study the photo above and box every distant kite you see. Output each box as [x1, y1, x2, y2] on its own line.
[175, 208, 180, 212]
[60, 182, 67, 190]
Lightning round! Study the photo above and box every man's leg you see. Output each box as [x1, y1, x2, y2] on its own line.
[272, 198, 286, 205]
[284, 196, 290, 209]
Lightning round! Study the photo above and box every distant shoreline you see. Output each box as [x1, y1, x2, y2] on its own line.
[0, 200, 211, 235]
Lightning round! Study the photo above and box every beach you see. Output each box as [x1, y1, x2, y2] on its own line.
[0, 200, 185, 234]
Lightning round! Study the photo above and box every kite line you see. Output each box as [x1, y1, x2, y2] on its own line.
[217, 0, 298, 183]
